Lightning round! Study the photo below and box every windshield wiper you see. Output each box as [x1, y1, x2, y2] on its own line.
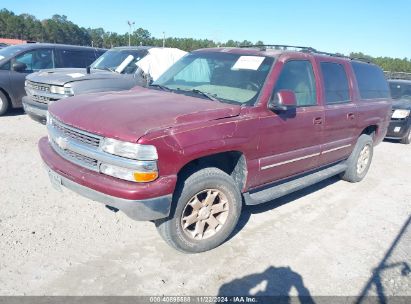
[94, 67, 116, 73]
[149, 84, 172, 92]
[190, 89, 220, 101]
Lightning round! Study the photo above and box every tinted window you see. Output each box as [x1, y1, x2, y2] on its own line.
[56, 49, 102, 68]
[352, 62, 389, 99]
[320, 62, 350, 104]
[274, 60, 317, 106]
[389, 81, 411, 100]
[14, 49, 53, 72]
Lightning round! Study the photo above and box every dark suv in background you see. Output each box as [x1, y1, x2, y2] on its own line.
[0, 43, 106, 115]
[386, 77, 411, 144]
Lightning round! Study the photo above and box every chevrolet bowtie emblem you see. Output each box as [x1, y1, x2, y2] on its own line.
[56, 136, 69, 150]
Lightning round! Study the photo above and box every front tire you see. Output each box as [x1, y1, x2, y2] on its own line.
[0, 91, 9, 116]
[340, 134, 373, 183]
[400, 127, 411, 144]
[155, 167, 242, 253]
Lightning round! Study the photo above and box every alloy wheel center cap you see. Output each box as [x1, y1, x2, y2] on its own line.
[198, 207, 211, 219]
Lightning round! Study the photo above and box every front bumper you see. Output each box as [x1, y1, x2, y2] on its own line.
[22, 96, 48, 124]
[39, 137, 176, 221]
[385, 118, 411, 139]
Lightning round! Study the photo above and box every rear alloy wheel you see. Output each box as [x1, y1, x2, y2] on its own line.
[340, 134, 373, 183]
[400, 128, 411, 144]
[155, 167, 242, 253]
[0, 91, 9, 116]
[356, 145, 371, 175]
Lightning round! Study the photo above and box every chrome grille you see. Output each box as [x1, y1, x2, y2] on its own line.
[32, 95, 52, 104]
[50, 140, 98, 170]
[26, 81, 50, 93]
[51, 119, 101, 148]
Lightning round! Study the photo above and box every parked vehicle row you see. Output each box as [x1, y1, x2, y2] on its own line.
[23, 46, 186, 124]
[0, 43, 106, 115]
[37, 45, 392, 253]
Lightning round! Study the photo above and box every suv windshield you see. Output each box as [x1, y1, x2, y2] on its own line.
[90, 49, 148, 74]
[153, 52, 274, 105]
[0, 45, 26, 60]
[389, 81, 411, 100]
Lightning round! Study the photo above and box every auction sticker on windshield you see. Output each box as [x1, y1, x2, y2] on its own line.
[232, 56, 265, 70]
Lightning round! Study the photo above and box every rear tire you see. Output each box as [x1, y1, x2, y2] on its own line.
[155, 167, 242, 253]
[400, 128, 411, 144]
[0, 91, 9, 116]
[340, 134, 373, 183]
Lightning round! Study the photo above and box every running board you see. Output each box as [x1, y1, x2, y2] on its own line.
[243, 162, 347, 205]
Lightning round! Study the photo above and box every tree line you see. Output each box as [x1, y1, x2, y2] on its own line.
[1, 9, 410, 72]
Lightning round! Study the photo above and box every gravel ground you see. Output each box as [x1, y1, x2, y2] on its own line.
[0, 110, 410, 299]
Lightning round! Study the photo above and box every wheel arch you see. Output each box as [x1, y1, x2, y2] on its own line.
[176, 150, 248, 192]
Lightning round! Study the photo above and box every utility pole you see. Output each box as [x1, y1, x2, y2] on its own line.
[127, 20, 135, 46]
[162, 32, 165, 48]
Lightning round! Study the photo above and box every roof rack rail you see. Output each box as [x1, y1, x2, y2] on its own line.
[239, 44, 374, 63]
[239, 44, 316, 52]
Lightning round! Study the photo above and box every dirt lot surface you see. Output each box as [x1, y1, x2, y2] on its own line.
[0, 110, 410, 299]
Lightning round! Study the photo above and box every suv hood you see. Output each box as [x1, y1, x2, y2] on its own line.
[392, 98, 411, 110]
[27, 68, 125, 86]
[49, 86, 241, 142]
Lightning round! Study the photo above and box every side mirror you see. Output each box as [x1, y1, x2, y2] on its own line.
[12, 61, 27, 72]
[268, 90, 297, 112]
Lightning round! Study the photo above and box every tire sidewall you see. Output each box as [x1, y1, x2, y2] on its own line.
[401, 127, 411, 144]
[347, 135, 374, 181]
[168, 169, 242, 253]
[0, 91, 9, 116]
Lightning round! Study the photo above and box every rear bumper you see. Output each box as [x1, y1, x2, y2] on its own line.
[22, 96, 48, 124]
[38, 137, 176, 221]
[385, 119, 411, 139]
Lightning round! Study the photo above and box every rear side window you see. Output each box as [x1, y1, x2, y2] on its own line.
[55, 49, 101, 68]
[352, 62, 390, 99]
[274, 60, 317, 106]
[320, 62, 350, 104]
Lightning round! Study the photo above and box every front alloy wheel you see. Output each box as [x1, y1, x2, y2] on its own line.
[181, 189, 229, 240]
[155, 167, 242, 253]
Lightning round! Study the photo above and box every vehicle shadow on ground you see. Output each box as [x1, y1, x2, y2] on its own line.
[1, 108, 25, 117]
[218, 265, 315, 304]
[356, 215, 411, 304]
[229, 176, 340, 240]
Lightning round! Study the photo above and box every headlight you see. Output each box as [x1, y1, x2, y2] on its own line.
[49, 85, 74, 95]
[101, 138, 158, 160]
[64, 85, 74, 95]
[100, 162, 158, 183]
[392, 109, 410, 119]
[50, 85, 65, 94]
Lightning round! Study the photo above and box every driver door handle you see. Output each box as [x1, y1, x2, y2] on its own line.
[313, 117, 323, 125]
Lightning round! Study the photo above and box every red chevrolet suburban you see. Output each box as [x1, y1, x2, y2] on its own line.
[39, 46, 392, 253]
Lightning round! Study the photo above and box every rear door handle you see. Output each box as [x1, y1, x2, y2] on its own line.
[347, 113, 355, 120]
[313, 117, 323, 125]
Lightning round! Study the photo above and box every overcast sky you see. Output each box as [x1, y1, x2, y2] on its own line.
[3, 0, 410, 58]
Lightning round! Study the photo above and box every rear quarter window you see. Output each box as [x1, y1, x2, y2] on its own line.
[55, 49, 103, 68]
[352, 62, 390, 99]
